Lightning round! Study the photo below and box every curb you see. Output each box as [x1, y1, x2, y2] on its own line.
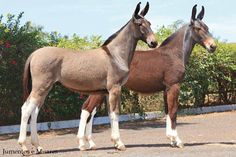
[0, 104, 235, 135]
[178, 104, 236, 115]
[0, 111, 163, 135]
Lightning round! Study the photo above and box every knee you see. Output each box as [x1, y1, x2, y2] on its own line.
[110, 86, 121, 96]
[110, 112, 118, 121]
[21, 105, 30, 119]
[31, 107, 39, 120]
[169, 112, 177, 120]
[172, 84, 180, 93]
[21, 102, 28, 111]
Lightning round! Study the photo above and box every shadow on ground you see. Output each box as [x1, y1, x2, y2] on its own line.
[0, 119, 196, 141]
[27, 141, 236, 156]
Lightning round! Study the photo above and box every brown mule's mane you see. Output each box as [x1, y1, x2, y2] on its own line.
[159, 25, 188, 47]
[102, 20, 131, 46]
[160, 31, 178, 47]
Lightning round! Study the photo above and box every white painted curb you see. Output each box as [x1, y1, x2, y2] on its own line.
[178, 104, 236, 115]
[0, 111, 163, 135]
[0, 104, 235, 134]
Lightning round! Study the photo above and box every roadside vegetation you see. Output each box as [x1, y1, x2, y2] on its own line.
[0, 13, 235, 125]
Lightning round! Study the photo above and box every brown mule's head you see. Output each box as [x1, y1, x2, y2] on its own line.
[190, 5, 216, 53]
[131, 2, 157, 48]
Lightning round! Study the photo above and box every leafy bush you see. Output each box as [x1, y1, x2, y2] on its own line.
[180, 42, 236, 107]
[0, 12, 48, 125]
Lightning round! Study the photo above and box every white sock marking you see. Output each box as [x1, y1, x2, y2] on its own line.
[18, 101, 37, 144]
[85, 107, 96, 140]
[110, 112, 120, 141]
[30, 107, 40, 147]
[78, 110, 90, 139]
[166, 114, 182, 145]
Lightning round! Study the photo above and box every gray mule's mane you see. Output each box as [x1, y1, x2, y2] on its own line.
[102, 20, 131, 46]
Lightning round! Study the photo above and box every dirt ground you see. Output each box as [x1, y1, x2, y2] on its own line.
[0, 111, 236, 157]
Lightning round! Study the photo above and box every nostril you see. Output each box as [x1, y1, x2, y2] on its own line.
[151, 41, 158, 47]
[210, 44, 216, 50]
[209, 44, 217, 52]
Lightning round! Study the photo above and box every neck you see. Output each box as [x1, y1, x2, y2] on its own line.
[161, 25, 196, 67]
[182, 26, 196, 66]
[106, 21, 138, 72]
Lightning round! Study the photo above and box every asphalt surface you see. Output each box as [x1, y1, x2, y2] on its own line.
[0, 111, 236, 157]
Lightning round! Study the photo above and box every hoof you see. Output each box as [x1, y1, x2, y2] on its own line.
[79, 145, 87, 151]
[22, 150, 31, 156]
[78, 137, 87, 151]
[111, 138, 126, 151]
[36, 146, 43, 154]
[177, 143, 184, 148]
[88, 140, 97, 150]
[116, 144, 126, 151]
[170, 141, 184, 148]
[89, 145, 97, 150]
[170, 141, 177, 148]
[89, 143, 97, 150]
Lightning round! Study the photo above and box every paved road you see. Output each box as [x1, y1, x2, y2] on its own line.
[1, 111, 236, 157]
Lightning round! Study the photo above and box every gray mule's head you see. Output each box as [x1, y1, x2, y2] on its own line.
[132, 2, 157, 48]
[190, 4, 217, 52]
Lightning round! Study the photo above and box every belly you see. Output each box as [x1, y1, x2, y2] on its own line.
[59, 52, 108, 91]
[59, 65, 108, 91]
[125, 72, 165, 93]
[125, 80, 165, 93]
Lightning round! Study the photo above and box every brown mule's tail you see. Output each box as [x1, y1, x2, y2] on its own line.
[23, 55, 32, 102]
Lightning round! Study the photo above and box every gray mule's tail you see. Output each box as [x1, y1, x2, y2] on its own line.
[23, 55, 32, 102]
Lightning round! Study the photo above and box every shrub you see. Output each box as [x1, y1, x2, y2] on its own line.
[0, 12, 48, 125]
[180, 42, 236, 107]
[0, 13, 235, 125]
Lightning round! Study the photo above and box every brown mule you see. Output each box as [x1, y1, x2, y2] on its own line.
[18, 2, 157, 155]
[80, 4, 217, 149]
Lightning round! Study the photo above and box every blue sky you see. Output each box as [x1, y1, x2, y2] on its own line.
[0, 0, 236, 42]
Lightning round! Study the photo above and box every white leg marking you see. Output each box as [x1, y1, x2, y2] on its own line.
[166, 114, 183, 147]
[30, 107, 43, 152]
[110, 112, 120, 140]
[110, 112, 125, 150]
[18, 101, 37, 151]
[77, 109, 90, 150]
[86, 107, 97, 149]
[30, 107, 39, 146]
[166, 114, 172, 137]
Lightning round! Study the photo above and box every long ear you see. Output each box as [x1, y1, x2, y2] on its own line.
[197, 6, 205, 20]
[191, 4, 197, 24]
[140, 2, 149, 17]
[133, 2, 141, 19]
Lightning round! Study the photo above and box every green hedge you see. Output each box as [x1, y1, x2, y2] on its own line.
[0, 13, 48, 125]
[0, 13, 235, 125]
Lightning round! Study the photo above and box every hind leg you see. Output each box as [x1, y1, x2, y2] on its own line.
[85, 107, 97, 150]
[18, 99, 38, 155]
[77, 109, 90, 150]
[29, 91, 50, 153]
[165, 84, 184, 148]
[19, 78, 53, 154]
[30, 106, 43, 153]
